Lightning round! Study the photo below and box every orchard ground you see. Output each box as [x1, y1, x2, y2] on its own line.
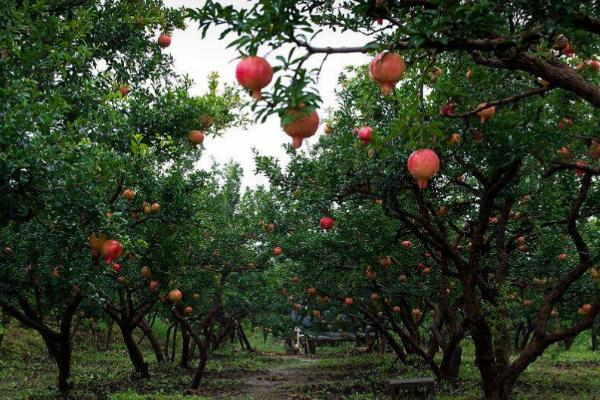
[2, 323, 599, 400]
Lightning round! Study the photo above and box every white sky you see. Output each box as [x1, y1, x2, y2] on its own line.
[166, 0, 370, 189]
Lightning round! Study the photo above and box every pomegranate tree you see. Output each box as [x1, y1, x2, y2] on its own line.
[282, 108, 320, 148]
[235, 56, 273, 100]
[407, 149, 440, 189]
[369, 52, 406, 96]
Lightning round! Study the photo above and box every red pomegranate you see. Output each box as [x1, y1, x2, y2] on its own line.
[112, 263, 121, 273]
[282, 108, 320, 148]
[585, 60, 600, 71]
[558, 253, 567, 261]
[122, 189, 136, 201]
[588, 140, 600, 160]
[407, 149, 440, 189]
[141, 266, 152, 279]
[157, 33, 171, 48]
[306, 287, 317, 296]
[101, 239, 123, 263]
[582, 303, 593, 315]
[476, 103, 496, 124]
[184, 306, 193, 315]
[119, 85, 129, 97]
[401, 240, 412, 248]
[235, 56, 273, 100]
[319, 216, 335, 230]
[273, 246, 283, 256]
[393, 305, 401, 313]
[515, 236, 526, 246]
[440, 102, 457, 116]
[168, 289, 182, 302]
[449, 133, 461, 144]
[293, 303, 302, 312]
[291, 275, 299, 285]
[436, 206, 448, 217]
[558, 117, 574, 129]
[358, 126, 373, 144]
[378, 256, 392, 268]
[370, 293, 379, 302]
[558, 146, 571, 159]
[370, 52, 406, 96]
[344, 297, 354, 306]
[188, 130, 205, 145]
[149, 280, 159, 291]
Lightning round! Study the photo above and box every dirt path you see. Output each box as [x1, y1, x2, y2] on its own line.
[231, 353, 319, 399]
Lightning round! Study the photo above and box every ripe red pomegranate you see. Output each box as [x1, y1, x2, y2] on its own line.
[523, 299, 532, 307]
[370, 293, 379, 302]
[401, 240, 412, 248]
[412, 308, 422, 320]
[489, 216, 498, 224]
[282, 108, 319, 148]
[273, 246, 283, 256]
[184, 306, 193, 315]
[558, 146, 571, 159]
[407, 149, 440, 189]
[157, 33, 171, 48]
[585, 60, 600, 71]
[188, 130, 205, 145]
[291, 275, 299, 285]
[365, 267, 376, 280]
[515, 236, 526, 246]
[119, 85, 129, 97]
[319, 216, 335, 230]
[358, 126, 373, 144]
[235, 56, 273, 100]
[149, 280, 159, 291]
[370, 52, 405, 96]
[393, 306, 401, 313]
[558, 116, 574, 129]
[101, 240, 123, 263]
[52, 267, 60, 278]
[306, 287, 317, 296]
[378, 256, 392, 268]
[168, 289, 182, 302]
[582, 303, 593, 315]
[112, 263, 121, 273]
[558, 253, 567, 261]
[476, 103, 496, 123]
[151, 202, 161, 213]
[312, 310, 321, 318]
[344, 297, 354, 306]
[122, 189, 136, 201]
[436, 206, 448, 217]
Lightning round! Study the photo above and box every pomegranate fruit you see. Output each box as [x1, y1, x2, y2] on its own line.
[476, 103, 496, 123]
[378, 256, 392, 268]
[398, 274, 407, 282]
[150, 202, 161, 213]
[141, 266, 151, 279]
[282, 108, 319, 149]
[119, 85, 129, 97]
[393, 306, 401, 313]
[370, 293, 379, 302]
[523, 299, 532, 307]
[401, 240, 412, 248]
[449, 133, 461, 144]
[312, 310, 321, 318]
[582, 303, 593, 315]
[306, 287, 317, 296]
[184, 306, 193, 315]
[558, 116, 574, 129]
[558, 253, 567, 261]
[293, 303, 302, 312]
[291, 275, 299, 285]
[558, 146, 571, 159]
[235, 56, 273, 100]
[324, 124, 333, 134]
[407, 149, 440, 189]
[101, 239, 123, 263]
[588, 140, 600, 160]
[149, 280, 159, 291]
[168, 289, 182, 302]
[188, 130, 205, 145]
[112, 263, 121, 272]
[319, 216, 335, 230]
[122, 189, 136, 201]
[436, 206, 448, 217]
[344, 297, 354, 306]
[370, 52, 406, 96]
[273, 246, 283, 256]
[440, 102, 457, 116]
[365, 267, 376, 280]
[358, 126, 373, 144]
[157, 33, 171, 48]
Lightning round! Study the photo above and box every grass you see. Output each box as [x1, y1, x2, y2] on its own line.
[1, 322, 599, 399]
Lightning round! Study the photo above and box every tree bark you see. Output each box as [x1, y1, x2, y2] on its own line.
[180, 326, 190, 368]
[120, 325, 149, 378]
[191, 343, 208, 389]
[138, 319, 165, 363]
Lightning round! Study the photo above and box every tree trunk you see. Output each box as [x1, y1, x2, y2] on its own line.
[191, 343, 208, 389]
[120, 326, 150, 378]
[164, 323, 173, 358]
[439, 346, 462, 382]
[180, 326, 190, 368]
[238, 323, 253, 352]
[56, 334, 73, 394]
[171, 325, 178, 363]
[138, 319, 165, 363]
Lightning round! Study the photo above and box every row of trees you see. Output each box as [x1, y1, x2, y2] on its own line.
[191, 1, 600, 400]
